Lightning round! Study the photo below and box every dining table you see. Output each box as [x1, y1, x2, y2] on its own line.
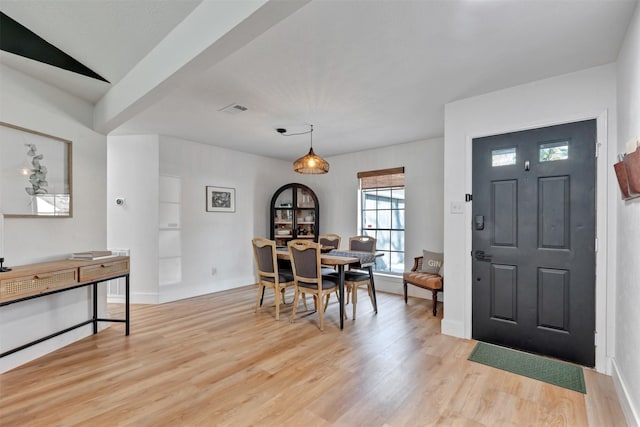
[276, 247, 381, 329]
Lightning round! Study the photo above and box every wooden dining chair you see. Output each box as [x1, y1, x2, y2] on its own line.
[318, 233, 341, 279]
[288, 240, 339, 331]
[318, 233, 341, 250]
[344, 235, 377, 319]
[252, 237, 294, 320]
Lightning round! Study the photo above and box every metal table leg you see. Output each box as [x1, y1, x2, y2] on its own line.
[368, 265, 378, 314]
[92, 282, 98, 334]
[125, 274, 130, 336]
[338, 265, 345, 329]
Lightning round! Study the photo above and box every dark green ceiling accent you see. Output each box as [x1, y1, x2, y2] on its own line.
[0, 12, 109, 83]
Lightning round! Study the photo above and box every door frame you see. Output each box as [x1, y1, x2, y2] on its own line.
[462, 111, 611, 373]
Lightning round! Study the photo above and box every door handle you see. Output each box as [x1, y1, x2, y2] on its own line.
[474, 250, 492, 262]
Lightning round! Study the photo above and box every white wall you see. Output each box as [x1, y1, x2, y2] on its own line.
[304, 138, 444, 297]
[158, 135, 293, 302]
[443, 64, 617, 375]
[106, 135, 444, 304]
[107, 134, 294, 303]
[107, 135, 160, 303]
[0, 65, 107, 373]
[614, 3, 640, 425]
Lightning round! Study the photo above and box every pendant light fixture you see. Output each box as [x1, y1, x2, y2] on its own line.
[278, 124, 330, 174]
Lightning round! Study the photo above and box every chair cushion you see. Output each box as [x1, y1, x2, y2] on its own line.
[298, 276, 338, 290]
[321, 267, 338, 276]
[344, 270, 370, 282]
[262, 270, 294, 283]
[279, 270, 295, 282]
[420, 250, 443, 274]
[403, 271, 443, 290]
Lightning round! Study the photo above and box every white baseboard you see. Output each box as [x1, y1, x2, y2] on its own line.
[441, 318, 465, 339]
[372, 274, 403, 295]
[611, 358, 640, 427]
[107, 295, 125, 304]
[110, 292, 156, 304]
[130, 292, 159, 304]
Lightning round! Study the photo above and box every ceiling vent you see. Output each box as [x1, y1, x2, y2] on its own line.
[219, 103, 248, 115]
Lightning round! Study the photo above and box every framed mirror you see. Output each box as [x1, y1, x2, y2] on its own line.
[0, 122, 72, 217]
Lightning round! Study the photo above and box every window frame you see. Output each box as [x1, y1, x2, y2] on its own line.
[357, 167, 405, 275]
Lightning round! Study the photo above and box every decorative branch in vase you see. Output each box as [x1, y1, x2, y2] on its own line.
[24, 143, 48, 196]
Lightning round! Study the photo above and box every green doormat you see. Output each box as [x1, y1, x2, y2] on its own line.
[468, 342, 586, 393]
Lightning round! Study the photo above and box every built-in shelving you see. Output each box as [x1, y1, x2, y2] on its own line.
[159, 175, 182, 286]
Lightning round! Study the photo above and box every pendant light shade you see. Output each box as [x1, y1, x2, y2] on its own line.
[293, 124, 329, 174]
[294, 147, 330, 174]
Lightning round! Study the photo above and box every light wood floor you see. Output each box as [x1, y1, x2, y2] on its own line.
[0, 286, 626, 426]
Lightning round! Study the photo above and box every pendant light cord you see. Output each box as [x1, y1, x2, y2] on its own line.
[277, 124, 313, 138]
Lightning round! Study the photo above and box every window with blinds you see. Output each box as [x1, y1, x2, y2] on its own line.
[358, 167, 405, 274]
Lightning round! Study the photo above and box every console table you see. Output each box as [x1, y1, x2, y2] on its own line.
[0, 256, 130, 358]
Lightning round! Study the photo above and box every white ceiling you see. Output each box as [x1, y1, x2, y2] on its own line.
[1, 0, 637, 161]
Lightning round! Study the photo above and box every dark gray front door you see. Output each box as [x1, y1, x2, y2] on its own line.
[471, 119, 597, 367]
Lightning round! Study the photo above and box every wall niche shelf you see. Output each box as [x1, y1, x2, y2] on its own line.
[159, 175, 182, 286]
[270, 183, 319, 246]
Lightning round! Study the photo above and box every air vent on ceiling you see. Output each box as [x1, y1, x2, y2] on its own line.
[219, 103, 248, 115]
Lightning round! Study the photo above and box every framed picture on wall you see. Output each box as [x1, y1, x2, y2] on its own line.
[206, 186, 235, 212]
[0, 122, 73, 218]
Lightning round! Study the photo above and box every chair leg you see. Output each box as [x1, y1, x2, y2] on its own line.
[432, 289, 438, 316]
[302, 294, 308, 311]
[290, 288, 300, 323]
[274, 286, 280, 320]
[403, 280, 408, 303]
[318, 294, 325, 331]
[352, 284, 357, 320]
[281, 288, 287, 305]
[324, 294, 330, 312]
[255, 284, 264, 313]
[367, 281, 375, 310]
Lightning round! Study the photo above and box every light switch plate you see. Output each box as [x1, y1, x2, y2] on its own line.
[450, 201, 465, 214]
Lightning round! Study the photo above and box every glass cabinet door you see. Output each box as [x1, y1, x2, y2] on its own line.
[270, 183, 319, 244]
